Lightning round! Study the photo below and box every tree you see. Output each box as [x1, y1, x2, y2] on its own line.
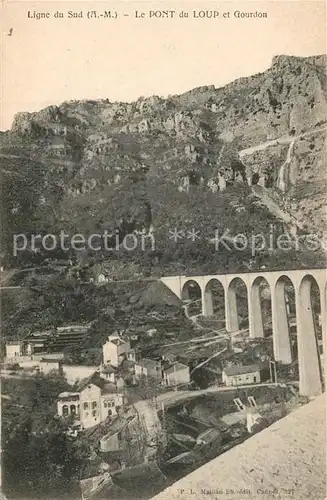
[2, 375, 90, 499]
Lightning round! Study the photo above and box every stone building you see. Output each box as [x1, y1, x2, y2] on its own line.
[134, 358, 162, 380]
[102, 334, 131, 367]
[222, 364, 261, 387]
[162, 362, 190, 387]
[57, 372, 127, 429]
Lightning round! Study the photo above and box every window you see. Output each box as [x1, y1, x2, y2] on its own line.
[62, 405, 69, 417]
[92, 410, 97, 417]
[92, 401, 97, 409]
[83, 402, 89, 410]
[104, 402, 108, 408]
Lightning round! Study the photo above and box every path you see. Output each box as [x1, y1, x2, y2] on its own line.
[238, 126, 326, 158]
[155, 381, 293, 409]
[134, 399, 165, 458]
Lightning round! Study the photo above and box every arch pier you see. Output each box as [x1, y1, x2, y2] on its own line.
[161, 268, 326, 397]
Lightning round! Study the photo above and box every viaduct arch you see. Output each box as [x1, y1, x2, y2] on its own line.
[161, 268, 326, 397]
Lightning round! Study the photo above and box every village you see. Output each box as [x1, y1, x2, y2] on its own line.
[2, 310, 308, 500]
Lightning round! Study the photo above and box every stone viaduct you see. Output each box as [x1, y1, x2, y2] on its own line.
[161, 268, 326, 398]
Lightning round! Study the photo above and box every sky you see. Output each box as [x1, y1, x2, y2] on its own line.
[1, 1, 326, 131]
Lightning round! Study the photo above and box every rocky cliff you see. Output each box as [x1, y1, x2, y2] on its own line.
[1, 54, 326, 274]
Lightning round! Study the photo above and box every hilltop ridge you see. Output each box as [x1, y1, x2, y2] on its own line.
[1, 54, 326, 274]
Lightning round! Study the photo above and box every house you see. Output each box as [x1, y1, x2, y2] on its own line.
[97, 273, 109, 284]
[122, 359, 136, 374]
[75, 376, 103, 428]
[35, 358, 63, 375]
[101, 387, 125, 419]
[102, 334, 131, 367]
[116, 376, 126, 392]
[80, 459, 169, 500]
[25, 333, 50, 355]
[135, 358, 162, 380]
[57, 392, 80, 419]
[127, 348, 141, 363]
[196, 428, 221, 446]
[162, 352, 178, 363]
[146, 328, 157, 337]
[57, 372, 127, 429]
[162, 362, 190, 387]
[5, 341, 23, 359]
[100, 364, 117, 383]
[99, 407, 137, 452]
[222, 364, 261, 387]
[80, 473, 124, 500]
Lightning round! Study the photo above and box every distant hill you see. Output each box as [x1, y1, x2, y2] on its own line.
[1, 54, 326, 274]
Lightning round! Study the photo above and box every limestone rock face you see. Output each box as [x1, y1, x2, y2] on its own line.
[1, 54, 326, 267]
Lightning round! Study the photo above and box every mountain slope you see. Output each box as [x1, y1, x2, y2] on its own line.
[1, 54, 326, 274]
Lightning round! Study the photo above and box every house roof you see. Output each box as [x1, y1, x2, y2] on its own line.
[40, 358, 61, 363]
[165, 362, 189, 374]
[101, 383, 118, 395]
[58, 391, 80, 401]
[101, 409, 135, 438]
[76, 372, 103, 392]
[223, 364, 260, 376]
[123, 359, 135, 368]
[101, 364, 116, 374]
[80, 473, 124, 500]
[109, 338, 126, 346]
[166, 451, 195, 465]
[57, 325, 89, 332]
[26, 330, 53, 338]
[135, 358, 162, 368]
[112, 461, 169, 495]
[136, 358, 161, 369]
[197, 428, 221, 443]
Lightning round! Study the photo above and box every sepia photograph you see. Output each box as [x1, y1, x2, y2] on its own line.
[0, 2, 326, 500]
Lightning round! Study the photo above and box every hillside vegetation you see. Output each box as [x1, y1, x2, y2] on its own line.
[1, 54, 326, 275]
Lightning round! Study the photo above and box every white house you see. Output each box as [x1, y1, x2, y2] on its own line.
[35, 358, 62, 375]
[100, 364, 117, 383]
[97, 273, 109, 284]
[102, 334, 131, 367]
[5, 341, 23, 359]
[57, 372, 127, 429]
[222, 364, 261, 387]
[163, 362, 190, 387]
[127, 349, 141, 363]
